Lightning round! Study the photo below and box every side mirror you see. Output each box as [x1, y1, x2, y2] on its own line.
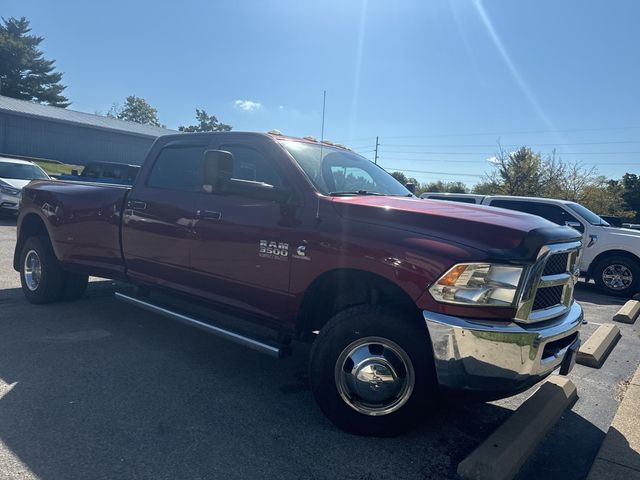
[405, 182, 416, 194]
[203, 149, 234, 192]
[565, 220, 584, 232]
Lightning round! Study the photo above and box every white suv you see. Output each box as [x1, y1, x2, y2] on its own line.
[0, 157, 50, 217]
[421, 193, 640, 297]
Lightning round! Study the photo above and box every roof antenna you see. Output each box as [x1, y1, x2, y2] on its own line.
[316, 90, 327, 221]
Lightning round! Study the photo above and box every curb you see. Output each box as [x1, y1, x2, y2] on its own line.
[586, 364, 640, 479]
[613, 300, 640, 324]
[577, 324, 621, 368]
[457, 376, 577, 480]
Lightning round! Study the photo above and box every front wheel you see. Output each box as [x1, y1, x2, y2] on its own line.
[309, 305, 437, 436]
[593, 255, 640, 297]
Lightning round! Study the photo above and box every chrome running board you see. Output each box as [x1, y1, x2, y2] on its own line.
[115, 292, 286, 358]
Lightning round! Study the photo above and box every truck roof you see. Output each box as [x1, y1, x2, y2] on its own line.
[420, 192, 575, 206]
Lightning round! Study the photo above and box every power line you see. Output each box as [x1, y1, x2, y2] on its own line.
[381, 140, 640, 148]
[380, 150, 640, 155]
[380, 157, 640, 166]
[336, 125, 640, 143]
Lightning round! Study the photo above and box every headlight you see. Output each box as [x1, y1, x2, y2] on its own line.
[429, 263, 524, 306]
[0, 185, 20, 196]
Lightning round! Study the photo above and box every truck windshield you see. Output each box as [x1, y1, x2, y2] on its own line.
[279, 140, 411, 197]
[0, 162, 49, 180]
[567, 202, 610, 226]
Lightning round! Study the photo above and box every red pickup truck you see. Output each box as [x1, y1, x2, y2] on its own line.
[14, 131, 583, 436]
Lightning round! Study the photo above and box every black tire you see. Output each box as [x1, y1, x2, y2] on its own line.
[593, 255, 640, 297]
[309, 305, 437, 436]
[62, 272, 89, 301]
[19, 235, 65, 304]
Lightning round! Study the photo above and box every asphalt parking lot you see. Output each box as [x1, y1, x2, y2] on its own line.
[0, 216, 638, 480]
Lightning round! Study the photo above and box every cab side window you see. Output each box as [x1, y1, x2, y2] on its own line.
[147, 145, 206, 192]
[219, 144, 285, 187]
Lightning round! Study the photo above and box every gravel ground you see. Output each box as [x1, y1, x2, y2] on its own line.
[0, 216, 638, 480]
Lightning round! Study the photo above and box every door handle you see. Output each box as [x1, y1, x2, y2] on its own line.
[196, 209, 222, 220]
[127, 200, 147, 210]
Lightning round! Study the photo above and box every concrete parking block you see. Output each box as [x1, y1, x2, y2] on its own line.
[613, 300, 640, 324]
[577, 323, 621, 368]
[457, 376, 577, 480]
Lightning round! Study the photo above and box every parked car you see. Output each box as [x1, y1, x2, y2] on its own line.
[58, 161, 140, 185]
[15, 132, 583, 436]
[0, 156, 50, 216]
[421, 192, 640, 297]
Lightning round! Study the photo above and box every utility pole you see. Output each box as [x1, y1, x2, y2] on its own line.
[374, 136, 379, 164]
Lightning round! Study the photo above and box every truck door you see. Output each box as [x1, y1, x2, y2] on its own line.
[122, 141, 208, 293]
[190, 136, 299, 321]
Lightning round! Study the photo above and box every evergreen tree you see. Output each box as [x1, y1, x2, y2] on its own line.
[0, 17, 69, 107]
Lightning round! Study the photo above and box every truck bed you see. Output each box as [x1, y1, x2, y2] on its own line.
[19, 180, 130, 279]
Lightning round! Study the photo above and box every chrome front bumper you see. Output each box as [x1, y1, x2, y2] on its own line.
[424, 301, 583, 392]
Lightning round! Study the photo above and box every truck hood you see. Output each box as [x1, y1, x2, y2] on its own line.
[330, 196, 581, 260]
[605, 226, 640, 241]
[0, 178, 31, 190]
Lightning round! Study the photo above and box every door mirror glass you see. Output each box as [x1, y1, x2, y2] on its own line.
[203, 149, 234, 192]
[565, 220, 584, 233]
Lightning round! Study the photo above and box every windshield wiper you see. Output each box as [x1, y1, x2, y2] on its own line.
[328, 190, 387, 196]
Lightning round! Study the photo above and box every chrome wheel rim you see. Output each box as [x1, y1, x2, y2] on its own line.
[335, 336, 414, 416]
[24, 250, 42, 291]
[602, 264, 633, 291]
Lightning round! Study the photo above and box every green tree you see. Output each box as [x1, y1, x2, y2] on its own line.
[0, 16, 69, 106]
[390, 171, 409, 185]
[491, 147, 544, 196]
[179, 109, 232, 132]
[621, 173, 640, 220]
[578, 177, 635, 219]
[423, 180, 467, 193]
[108, 95, 161, 127]
[472, 178, 502, 195]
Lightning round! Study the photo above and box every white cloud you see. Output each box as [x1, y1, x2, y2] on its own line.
[234, 99, 262, 112]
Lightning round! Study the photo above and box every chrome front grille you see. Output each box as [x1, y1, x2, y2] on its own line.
[515, 241, 581, 323]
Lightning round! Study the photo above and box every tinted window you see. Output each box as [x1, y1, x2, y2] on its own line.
[427, 195, 478, 204]
[82, 164, 101, 178]
[0, 162, 49, 180]
[147, 146, 206, 191]
[219, 144, 284, 187]
[566, 202, 609, 226]
[490, 200, 583, 228]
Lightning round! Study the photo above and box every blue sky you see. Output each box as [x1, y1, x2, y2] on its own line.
[4, 0, 640, 184]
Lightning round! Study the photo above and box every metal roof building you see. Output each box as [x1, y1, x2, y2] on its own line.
[0, 95, 177, 166]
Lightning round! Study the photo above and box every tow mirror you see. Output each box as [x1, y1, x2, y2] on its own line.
[203, 149, 234, 193]
[405, 182, 416, 194]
